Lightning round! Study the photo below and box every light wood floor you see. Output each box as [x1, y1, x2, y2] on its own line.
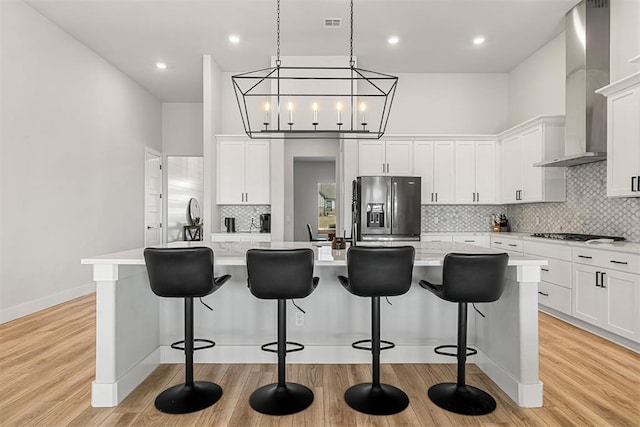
[1, 294, 638, 426]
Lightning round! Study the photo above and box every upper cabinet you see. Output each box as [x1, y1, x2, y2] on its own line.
[413, 141, 455, 204]
[359, 140, 413, 176]
[217, 138, 270, 205]
[499, 116, 566, 204]
[596, 73, 640, 198]
[454, 140, 496, 204]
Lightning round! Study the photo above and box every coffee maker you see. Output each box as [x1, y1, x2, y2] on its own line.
[259, 214, 271, 233]
[224, 217, 236, 233]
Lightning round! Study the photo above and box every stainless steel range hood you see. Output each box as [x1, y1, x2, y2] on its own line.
[535, 0, 609, 167]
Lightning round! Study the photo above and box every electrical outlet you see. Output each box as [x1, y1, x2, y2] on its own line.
[295, 312, 304, 326]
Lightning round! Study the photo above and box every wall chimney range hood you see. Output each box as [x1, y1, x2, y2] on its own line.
[535, 0, 609, 168]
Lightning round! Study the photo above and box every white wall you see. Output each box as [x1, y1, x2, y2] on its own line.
[162, 103, 203, 156]
[385, 73, 509, 134]
[610, 0, 640, 82]
[0, 1, 162, 322]
[507, 33, 566, 127]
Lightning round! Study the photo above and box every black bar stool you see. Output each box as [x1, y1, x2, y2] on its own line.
[338, 245, 415, 415]
[143, 247, 231, 414]
[419, 252, 508, 416]
[246, 248, 319, 415]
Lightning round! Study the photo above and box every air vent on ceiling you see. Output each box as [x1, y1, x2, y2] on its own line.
[324, 18, 342, 28]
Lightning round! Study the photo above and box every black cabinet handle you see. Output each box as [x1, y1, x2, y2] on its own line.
[632, 176, 637, 192]
[610, 260, 628, 265]
[476, 192, 480, 202]
[601, 272, 606, 288]
[541, 268, 549, 272]
[538, 291, 549, 297]
[494, 241, 503, 245]
[595, 271, 601, 287]
[473, 193, 476, 202]
[464, 240, 475, 242]
[508, 243, 518, 247]
[435, 193, 438, 202]
[578, 255, 592, 259]
[431, 193, 434, 202]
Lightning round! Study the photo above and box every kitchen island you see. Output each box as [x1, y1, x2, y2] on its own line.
[81, 241, 546, 409]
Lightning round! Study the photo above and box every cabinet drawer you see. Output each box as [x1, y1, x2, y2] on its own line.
[538, 281, 572, 315]
[572, 247, 640, 274]
[540, 258, 572, 289]
[421, 235, 454, 242]
[523, 240, 572, 261]
[452, 235, 490, 248]
[491, 237, 523, 254]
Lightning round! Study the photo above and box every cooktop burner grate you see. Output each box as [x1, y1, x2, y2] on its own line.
[530, 233, 625, 242]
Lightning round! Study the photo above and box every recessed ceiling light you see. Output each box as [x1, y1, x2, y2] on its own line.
[155, 62, 167, 70]
[473, 36, 486, 45]
[229, 35, 240, 44]
[388, 36, 399, 45]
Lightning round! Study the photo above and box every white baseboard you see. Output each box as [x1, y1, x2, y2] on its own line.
[0, 282, 95, 324]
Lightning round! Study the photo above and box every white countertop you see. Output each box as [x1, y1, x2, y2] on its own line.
[421, 231, 640, 254]
[82, 241, 546, 267]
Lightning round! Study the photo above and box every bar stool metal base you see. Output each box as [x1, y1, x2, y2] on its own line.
[344, 383, 409, 415]
[428, 383, 496, 416]
[155, 381, 223, 414]
[249, 382, 314, 415]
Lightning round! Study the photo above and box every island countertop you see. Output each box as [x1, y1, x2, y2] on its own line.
[82, 240, 547, 267]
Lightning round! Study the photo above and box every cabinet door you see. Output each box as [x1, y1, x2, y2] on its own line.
[607, 88, 640, 197]
[602, 270, 640, 341]
[573, 265, 602, 327]
[520, 126, 543, 202]
[474, 141, 496, 204]
[244, 141, 270, 204]
[359, 141, 386, 176]
[385, 141, 413, 176]
[501, 136, 520, 203]
[454, 141, 476, 204]
[413, 141, 434, 203]
[217, 140, 246, 204]
[433, 141, 455, 203]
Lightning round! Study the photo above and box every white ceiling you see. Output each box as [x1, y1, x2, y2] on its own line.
[25, 0, 580, 103]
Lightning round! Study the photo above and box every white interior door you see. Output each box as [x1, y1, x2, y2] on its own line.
[145, 149, 163, 246]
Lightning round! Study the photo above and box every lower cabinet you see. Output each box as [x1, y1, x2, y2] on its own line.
[452, 235, 490, 248]
[537, 281, 572, 314]
[523, 240, 573, 315]
[573, 263, 640, 342]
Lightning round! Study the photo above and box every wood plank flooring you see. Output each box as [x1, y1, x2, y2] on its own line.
[1, 293, 638, 426]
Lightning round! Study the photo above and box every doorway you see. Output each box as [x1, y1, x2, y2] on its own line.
[144, 148, 163, 246]
[293, 159, 336, 241]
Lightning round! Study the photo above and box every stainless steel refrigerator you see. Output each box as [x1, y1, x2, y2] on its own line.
[353, 176, 421, 241]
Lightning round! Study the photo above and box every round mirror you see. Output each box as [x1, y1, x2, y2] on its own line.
[188, 198, 201, 225]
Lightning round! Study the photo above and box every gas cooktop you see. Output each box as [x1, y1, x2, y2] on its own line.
[530, 233, 625, 242]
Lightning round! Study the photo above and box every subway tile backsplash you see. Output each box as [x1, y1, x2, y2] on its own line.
[420, 162, 640, 242]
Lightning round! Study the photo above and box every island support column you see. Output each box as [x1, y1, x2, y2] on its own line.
[473, 264, 543, 407]
[91, 264, 160, 407]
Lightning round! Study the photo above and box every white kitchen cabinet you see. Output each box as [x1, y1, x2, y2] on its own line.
[358, 140, 412, 176]
[217, 139, 270, 205]
[573, 247, 640, 342]
[596, 73, 640, 198]
[451, 235, 491, 248]
[490, 235, 523, 254]
[413, 141, 455, 204]
[523, 240, 572, 315]
[420, 235, 453, 242]
[499, 116, 566, 204]
[454, 141, 496, 204]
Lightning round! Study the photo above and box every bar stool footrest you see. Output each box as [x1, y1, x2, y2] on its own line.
[434, 344, 477, 357]
[261, 341, 304, 354]
[171, 338, 215, 351]
[352, 339, 395, 352]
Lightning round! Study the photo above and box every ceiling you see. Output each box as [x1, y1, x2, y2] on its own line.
[25, 0, 580, 103]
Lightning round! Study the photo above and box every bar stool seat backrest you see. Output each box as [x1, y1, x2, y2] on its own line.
[441, 253, 509, 303]
[344, 246, 415, 297]
[144, 247, 215, 298]
[247, 248, 318, 300]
